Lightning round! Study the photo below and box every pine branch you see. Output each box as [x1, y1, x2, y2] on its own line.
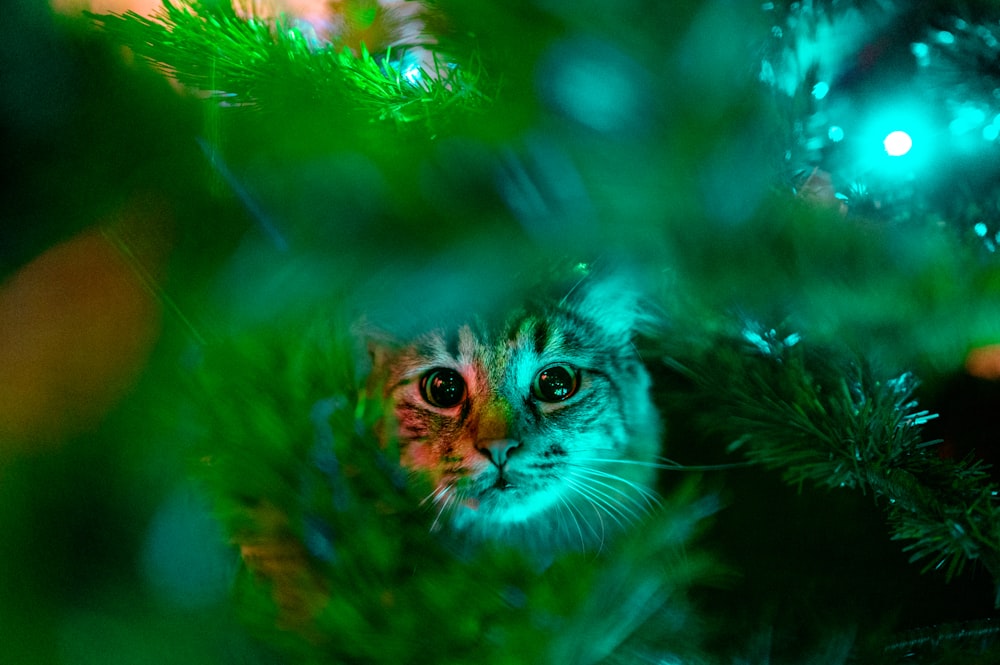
[664, 322, 1000, 605]
[883, 617, 1000, 662]
[88, 0, 493, 131]
[182, 315, 717, 664]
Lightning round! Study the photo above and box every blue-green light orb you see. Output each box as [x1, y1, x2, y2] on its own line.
[936, 31, 956, 45]
[883, 130, 913, 157]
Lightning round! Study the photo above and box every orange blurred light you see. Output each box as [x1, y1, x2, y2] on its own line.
[0, 196, 171, 453]
[965, 344, 1000, 380]
[50, 0, 163, 15]
[50, 0, 333, 18]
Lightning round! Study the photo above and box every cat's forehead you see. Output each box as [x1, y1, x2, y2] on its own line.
[405, 308, 587, 364]
[409, 322, 519, 363]
[409, 324, 486, 363]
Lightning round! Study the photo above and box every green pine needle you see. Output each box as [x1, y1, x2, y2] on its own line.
[182, 314, 717, 664]
[89, 0, 493, 131]
[663, 321, 1000, 605]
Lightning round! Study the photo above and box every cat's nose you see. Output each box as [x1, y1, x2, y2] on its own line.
[476, 438, 520, 467]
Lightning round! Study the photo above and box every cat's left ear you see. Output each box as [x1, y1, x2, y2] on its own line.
[569, 270, 664, 341]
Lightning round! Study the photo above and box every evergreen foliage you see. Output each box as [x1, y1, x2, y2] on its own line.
[186, 315, 717, 664]
[661, 322, 1000, 603]
[86, 0, 1000, 660]
[4, 0, 1000, 662]
[90, 0, 492, 131]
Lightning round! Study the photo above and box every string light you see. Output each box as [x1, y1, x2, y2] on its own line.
[883, 130, 913, 157]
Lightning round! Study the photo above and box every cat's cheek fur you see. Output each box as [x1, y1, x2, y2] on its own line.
[401, 441, 438, 473]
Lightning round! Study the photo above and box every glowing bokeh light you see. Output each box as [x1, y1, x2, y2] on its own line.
[949, 104, 986, 135]
[966, 344, 1000, 380]
[828, 125, 845, 142]
[936, 31, 956, 45]
[862, 100, 935, 168]
[402, 64, 423, 86]
[883, 130, 913, 156]
[540, 39, 646, 133]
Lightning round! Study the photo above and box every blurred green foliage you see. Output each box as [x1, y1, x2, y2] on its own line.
[4, 0, 1000, 663]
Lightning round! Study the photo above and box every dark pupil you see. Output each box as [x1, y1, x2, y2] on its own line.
[537, 365, 576, 402]
[422, 368, 465, 408]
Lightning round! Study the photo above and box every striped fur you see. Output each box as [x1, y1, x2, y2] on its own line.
[374, 276, 662, 553]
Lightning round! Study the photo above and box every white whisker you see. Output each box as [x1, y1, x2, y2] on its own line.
[576, 475, 646, 525]
[428, 487, 454, 532]
[562, 478, 608, 550]
[420, 484, 451, 507]
[570, 471, 651, 521]
[564, 475, 631, 531]
[574, 455, 755, 472]
[567, 492, 604, 545]
[552, 496, 570, 545]
[569, 465, 661, 512]
[555, 495, 587, 552]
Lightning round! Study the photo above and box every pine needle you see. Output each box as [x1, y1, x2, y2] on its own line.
[663, 320, 1000, 605]
[88, 0, 493, 132]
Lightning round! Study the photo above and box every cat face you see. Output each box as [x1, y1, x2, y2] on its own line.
[371, 277, 662, 549]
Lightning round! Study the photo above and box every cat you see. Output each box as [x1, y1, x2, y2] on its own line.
[368, 271, 664, 554]
[231, 269, 666, 632]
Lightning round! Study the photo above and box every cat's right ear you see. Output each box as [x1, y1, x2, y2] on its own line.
[351, 318, 398, 388]
[367, 338, 396, 379]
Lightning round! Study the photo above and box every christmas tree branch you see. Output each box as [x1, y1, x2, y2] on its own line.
[664, 322, 1000, 605]
[183, 316, 717, 663]
[88, 0, 492, 129]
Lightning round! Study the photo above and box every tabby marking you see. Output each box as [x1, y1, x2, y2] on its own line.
[373, 277, 662, 552]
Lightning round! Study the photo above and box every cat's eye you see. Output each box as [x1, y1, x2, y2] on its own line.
[419, 368, 466, 408]
[531, 363, 580, 403]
